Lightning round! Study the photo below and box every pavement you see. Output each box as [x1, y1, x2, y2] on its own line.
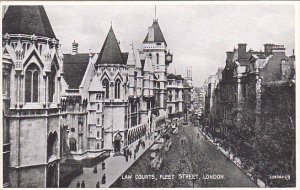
[112, 121, 257, 187]
[68, 132, 158, 188]
[197, 125, 265, 188]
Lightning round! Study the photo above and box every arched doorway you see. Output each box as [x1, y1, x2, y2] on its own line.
[114, 133, 122, 152]
[46, 162, 58, 187]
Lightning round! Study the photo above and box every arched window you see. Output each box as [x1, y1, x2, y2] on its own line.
[2, 74, 7, 95]
[22, 43, 26, 54]
[25, 63, 40, 102]
[69, 138, 77, 152]
[115, 79, 121, 99]
[102, 78, 109, 99]
[97, 143, 100, 150]
[101, 141, 104, 149]
[168, 107, 172, 114]
[48, 64, 56, 102]
[97, 118, 100, 125]
[97, 131, 100, 138]
[47, 132, 58, 158]
[27, 43, 30, 50]
[97, 104, 100, 110]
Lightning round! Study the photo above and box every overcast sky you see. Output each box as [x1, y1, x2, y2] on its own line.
[44, 4, 295, 86]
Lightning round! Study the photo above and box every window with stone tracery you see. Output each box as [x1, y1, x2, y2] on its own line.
[25, 63, 40, 102]
[2, 74, 8, 95]
[115, 79, 121, 99]
[102, 78, 109, 99]
[48, 64, 56, 103]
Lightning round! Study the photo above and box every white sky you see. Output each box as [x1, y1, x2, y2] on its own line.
[44, 4, 295, 86]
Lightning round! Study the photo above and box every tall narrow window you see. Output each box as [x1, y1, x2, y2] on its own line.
[48, 64, 56, 103]
[47, 132, 58, 158]
[101, 128, 104, 139]
[97, 118, 100, 125]
[69, 138, 77, 151]
[2, 75, 7, 95]
[115, 79, 121, 99]
[25, 63, 40, 102]
[156, 53, 159, 65]
[97, 131, 100, 138]
[102, 79, 109, 99]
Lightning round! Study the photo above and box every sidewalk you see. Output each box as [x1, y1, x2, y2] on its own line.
[68, 133, 157, 188]
[197, 127, 265, 188]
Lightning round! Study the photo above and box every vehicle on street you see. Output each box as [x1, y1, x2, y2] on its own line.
[171, 127, 178, 135]
[150, 143, 164, 170]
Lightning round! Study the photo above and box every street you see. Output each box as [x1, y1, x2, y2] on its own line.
[111, 122, 257, 187]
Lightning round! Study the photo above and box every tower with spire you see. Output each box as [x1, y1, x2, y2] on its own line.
[2, 6, 65, 187]
[141, 8, 173, 121]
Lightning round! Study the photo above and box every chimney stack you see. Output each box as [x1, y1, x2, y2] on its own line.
[238, 43, 247, 59]
[72, 40, 78, 55]
[264, 43, 274, 56]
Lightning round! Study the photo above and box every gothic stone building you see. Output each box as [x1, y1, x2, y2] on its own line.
[2, 6, 173, 188]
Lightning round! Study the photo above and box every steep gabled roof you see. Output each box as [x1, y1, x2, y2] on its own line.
[3, 6, 56, 38]
[95, 27, 124, 65]
[63, 53, 90, 89]
[167, 73, 176, 80]
[143, 20, 167, 45]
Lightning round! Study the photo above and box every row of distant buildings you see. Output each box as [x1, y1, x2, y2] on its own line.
[2, 6, 193, 188]
[203, 43, 295, 141]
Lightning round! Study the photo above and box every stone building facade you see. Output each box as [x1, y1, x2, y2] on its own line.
[2, 6, 173, 188]
[166, 73, 184, 119]
[204, 43, 295, 145]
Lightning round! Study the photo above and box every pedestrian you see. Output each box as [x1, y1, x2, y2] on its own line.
[81, 180, 85, 188]
[102, 174, 106, 184]
[96, 181, 100, 188]
[102, 161, 105, 170]
[76, 181, 80, 188]
[93, 165, 97, 173]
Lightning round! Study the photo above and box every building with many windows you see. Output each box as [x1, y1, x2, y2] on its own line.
[2, 6, 173, 188]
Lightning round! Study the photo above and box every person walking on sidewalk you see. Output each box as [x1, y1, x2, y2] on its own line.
[102, 174, 106, 184]
[76, 181, 80, 188]
[96, 181, 100, 188]
[129, 150, 132, 159]
[81, 180, 85, 188]
[102, 161, 105, 170]
[93, 165, 98, 173]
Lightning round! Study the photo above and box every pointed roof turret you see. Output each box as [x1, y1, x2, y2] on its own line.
[126, 44, 135, 66]
[95, 27, 124, 65]
[135, 49, 142, 69]
[3, 6, 56, 38]
[143, 20, 167, 45]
